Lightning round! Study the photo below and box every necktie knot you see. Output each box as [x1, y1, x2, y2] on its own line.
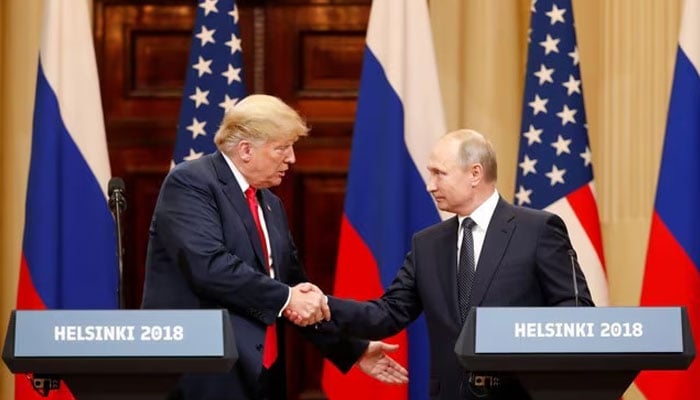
[245, 186, 257, 201]
[462, 217, 476, 231]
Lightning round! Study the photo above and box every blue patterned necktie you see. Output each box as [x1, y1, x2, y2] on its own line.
[457, 217, 476, 322]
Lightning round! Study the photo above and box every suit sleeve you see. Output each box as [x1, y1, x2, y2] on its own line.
[535, 213, 595, 306]
[296, 327, 369, 373]
[153, 166, 289, 324]
[321, 248, 424, 340]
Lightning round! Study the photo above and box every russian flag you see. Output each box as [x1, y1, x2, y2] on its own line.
[636, 0, 700, 398]
[321, 1, 445, 399]
[15, 1, 118, 398]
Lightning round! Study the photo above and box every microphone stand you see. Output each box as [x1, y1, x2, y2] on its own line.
[568, 249, 580, 307]
[108, 178, 127, 309]
[114, 194, 125, 309]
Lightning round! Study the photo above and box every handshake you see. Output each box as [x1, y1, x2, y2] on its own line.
[283, 282, 330, 326]
[282, 282, 409, 385]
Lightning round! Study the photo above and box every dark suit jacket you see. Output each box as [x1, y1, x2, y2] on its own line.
[325, 198, 594, 400]
[142, 152, 366, 400]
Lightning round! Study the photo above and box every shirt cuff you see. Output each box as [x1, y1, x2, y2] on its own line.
[278, 287, 292, 317]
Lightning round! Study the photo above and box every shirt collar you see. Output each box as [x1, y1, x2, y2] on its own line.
[221, 152, 251, 194]
[458, 189, 499, 231]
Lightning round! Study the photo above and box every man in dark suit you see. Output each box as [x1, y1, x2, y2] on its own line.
[142, 94, 408, 400]
[301, 129, 594, 399]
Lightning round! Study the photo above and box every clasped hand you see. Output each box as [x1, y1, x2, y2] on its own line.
[284, 282, 329, 326]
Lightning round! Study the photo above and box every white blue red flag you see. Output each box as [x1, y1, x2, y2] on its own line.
[637, 0, 700, 397]
[514, 0, 609, 306]
[16, 0, 117, 398]
[321, 1, 445, 399]
[172, 0, 246, 166]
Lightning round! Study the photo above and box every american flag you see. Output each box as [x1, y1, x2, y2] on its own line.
[515, 0, 609, 306]
[173, 0, 246, 166]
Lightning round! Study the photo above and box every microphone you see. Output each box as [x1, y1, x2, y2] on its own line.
[568, 249, 580, 307]
[108, 177, 127, 309]
[108, 177, 127, 211]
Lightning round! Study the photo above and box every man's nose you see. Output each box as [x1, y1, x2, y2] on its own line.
[285, 147, 296, 164]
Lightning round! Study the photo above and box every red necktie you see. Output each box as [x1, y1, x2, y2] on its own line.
[245, 186, 278, 369]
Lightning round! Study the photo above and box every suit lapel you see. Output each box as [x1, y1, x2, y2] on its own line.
[212, 152, 269, 272]
[435, 217, 461, 322]
[470, 198, 516, 306]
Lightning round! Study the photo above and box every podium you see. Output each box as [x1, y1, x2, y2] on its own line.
[454, 307, 695, 400]
[2, 309, 237, 400]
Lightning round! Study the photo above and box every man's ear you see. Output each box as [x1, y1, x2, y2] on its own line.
[238, 140, 253, 162]
[470, 163, 483, 187]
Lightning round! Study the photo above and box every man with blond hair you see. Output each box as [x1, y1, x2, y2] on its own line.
[142, 94, 407, 400]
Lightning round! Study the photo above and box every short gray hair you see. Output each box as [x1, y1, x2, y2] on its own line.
[448, 129, 498, 182]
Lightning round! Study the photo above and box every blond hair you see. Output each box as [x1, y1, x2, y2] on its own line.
[214, 94, 309, 152]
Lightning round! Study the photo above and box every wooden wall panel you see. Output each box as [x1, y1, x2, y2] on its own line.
[130, 31, 191, 96]
[265, 4, 368, 136]
[96, 3, 192, 145]
[95, 1, 369, 398]
[299, 33, 365, 93]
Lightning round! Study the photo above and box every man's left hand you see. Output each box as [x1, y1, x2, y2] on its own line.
[357, 341, 409, 384]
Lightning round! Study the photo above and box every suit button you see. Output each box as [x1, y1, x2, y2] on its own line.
[256, 344, 263, 352]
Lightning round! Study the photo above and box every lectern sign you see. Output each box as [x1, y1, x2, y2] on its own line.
[475, 307, 683, 353]
[13, 310, 225, 357]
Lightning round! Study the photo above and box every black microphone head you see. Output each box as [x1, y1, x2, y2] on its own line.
[108, 177, 125, 195]
[108, 177, 127, 211]
[568, 249, 576, 257]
